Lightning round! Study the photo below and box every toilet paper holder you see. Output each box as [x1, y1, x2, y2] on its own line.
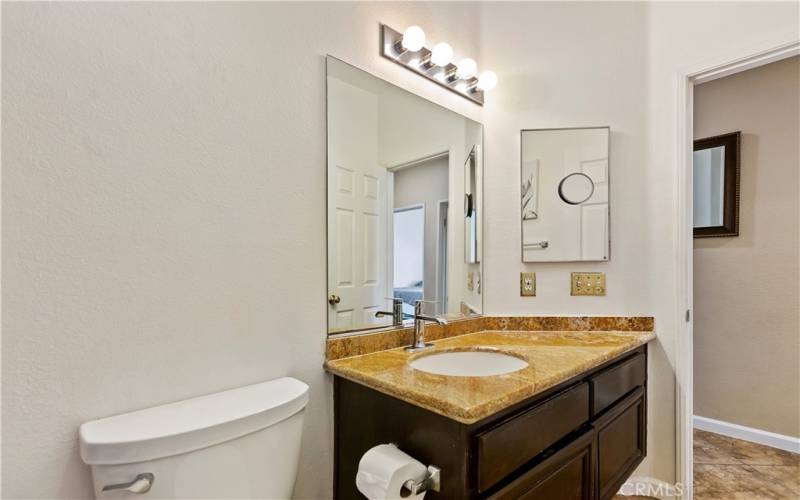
[402, 465, 441, 495]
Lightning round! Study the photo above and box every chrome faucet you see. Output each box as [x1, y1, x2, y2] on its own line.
[375, 297, 405, 326]
[405, 300, 447, 352]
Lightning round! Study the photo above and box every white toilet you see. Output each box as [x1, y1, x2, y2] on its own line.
[79, 377, 309, 499]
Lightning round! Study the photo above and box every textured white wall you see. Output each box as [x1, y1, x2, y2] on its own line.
[3, 1, 798, 498]
[478, 0, 798, 485]
[2, 3, 480, 498]
[477, 1, 674, 480]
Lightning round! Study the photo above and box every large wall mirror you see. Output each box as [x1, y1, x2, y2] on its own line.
[326, 56, 483, 335]
[521, 127, 610, 262]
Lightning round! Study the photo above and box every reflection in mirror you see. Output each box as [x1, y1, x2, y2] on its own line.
[693, 146, 725, 228]
[521, 127, 610, 262]
[693, 132, 740, 238]
[326, 56, 483, 335]
[464, 147, 480, 264]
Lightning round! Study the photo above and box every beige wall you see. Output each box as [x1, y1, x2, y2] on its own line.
[693, 57, 800, 438]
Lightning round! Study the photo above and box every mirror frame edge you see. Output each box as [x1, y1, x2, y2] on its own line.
[519, 126, 612, 263]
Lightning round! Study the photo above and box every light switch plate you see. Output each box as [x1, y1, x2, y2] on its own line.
[571, 272, 606, 296]
[520, 272, 536, 297]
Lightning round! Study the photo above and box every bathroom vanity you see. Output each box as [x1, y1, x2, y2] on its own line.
[327, 322, 653, 500]
[323, 51, 652, 500]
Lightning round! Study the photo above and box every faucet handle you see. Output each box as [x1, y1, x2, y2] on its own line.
[414, 299, 439, 314]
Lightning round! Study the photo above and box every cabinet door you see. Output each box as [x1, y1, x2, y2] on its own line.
[594, 387, 646, 500]
[590, 352, 646, 416]
[488, 428, 595, 500]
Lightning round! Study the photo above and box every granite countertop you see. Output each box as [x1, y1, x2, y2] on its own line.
[325, 329, 656, 424]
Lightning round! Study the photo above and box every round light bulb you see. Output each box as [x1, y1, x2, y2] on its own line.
[477, 70, 498, 91]
[430, 42, 454, 67]
[401, 25, 426, 52]
[455, 58, 478, 79]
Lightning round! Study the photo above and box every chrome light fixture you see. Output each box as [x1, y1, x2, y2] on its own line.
[380, 23, 496, 105]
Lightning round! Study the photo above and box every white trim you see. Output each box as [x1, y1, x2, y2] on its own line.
[692, 41, 799, 84]
[386, 150, 449, 172]
[393, 203, 425, 214]
[694, 416, 800, 454]
[674, 62, 695, 500]
[385, 173, 395, 302]
[675, 39, 800, 500]
[434, 198, 449, 315]
[446, 145, 458, 314]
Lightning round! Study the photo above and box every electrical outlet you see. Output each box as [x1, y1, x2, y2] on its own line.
[467, 272, 474, 291]
[571, 272, 606, 296]
[520, 272, 536, 297]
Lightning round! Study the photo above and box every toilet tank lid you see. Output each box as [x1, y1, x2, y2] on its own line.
[79, 377, 309, 465]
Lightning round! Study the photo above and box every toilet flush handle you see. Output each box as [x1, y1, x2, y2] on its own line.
[102, 473, 154, 494]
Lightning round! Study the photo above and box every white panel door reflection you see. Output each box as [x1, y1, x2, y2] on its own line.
[327, 78, 388, 332]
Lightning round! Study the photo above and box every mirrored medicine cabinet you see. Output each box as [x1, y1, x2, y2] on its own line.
[326, 56, 483, 335]
[521, 127, 611, 262]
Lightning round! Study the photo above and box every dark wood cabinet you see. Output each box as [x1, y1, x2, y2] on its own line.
[334, 345, 648, 500]
[595, 388, 647, 500]
[476, 383, 589, 493]
[590, 352, 646, 416]
[488, 428, 595, 500]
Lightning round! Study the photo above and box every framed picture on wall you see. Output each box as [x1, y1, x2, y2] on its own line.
[693, 131, 741, 238]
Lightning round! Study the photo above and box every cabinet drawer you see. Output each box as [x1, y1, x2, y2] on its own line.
[488, 428, 595, 500]
[476, 382, 589, 493]
[595, 387, 646, 500]
[591, 352, 645, 416]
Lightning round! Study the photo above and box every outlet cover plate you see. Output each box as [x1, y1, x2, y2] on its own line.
[520, 272, 536, 297]
[571, 272, 606, 296]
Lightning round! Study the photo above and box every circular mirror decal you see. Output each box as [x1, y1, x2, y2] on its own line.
[557, 172, 595, 205]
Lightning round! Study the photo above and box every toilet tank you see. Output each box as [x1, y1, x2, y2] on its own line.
[79, 377, 309, 499]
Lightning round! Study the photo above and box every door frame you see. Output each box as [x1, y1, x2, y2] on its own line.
[673, 39, 799, 498]
[386, 150, 451, 308]
[435, 199, 449, 315]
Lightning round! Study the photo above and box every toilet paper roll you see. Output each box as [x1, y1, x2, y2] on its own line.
[355, 444, 429, 500]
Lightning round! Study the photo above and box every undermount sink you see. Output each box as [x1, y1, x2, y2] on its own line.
[409, 350, 529, 377]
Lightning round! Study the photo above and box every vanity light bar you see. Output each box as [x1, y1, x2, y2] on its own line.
[380, 24, 496, 106]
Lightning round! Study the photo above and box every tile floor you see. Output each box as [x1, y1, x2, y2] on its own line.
[694, 428, 799, 499]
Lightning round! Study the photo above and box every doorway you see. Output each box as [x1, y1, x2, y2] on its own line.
[435, 200, 449, 315]
[691, 55, 799, 499]
[388, 152, 451, 314]
[676, 41, 800, 499]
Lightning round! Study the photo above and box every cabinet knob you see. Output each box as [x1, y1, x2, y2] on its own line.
[328, 294, 341, 305]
